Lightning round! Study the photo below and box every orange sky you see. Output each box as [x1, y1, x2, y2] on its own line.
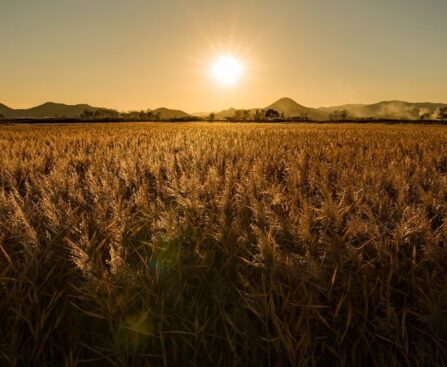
[1, 0, 446, 112]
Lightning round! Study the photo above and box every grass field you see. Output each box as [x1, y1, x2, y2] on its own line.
[1, 122, 447, 366]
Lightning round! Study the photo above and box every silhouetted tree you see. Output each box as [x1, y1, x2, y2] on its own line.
[254, 109, 263, 121]
[93, 110, 103, 119]
[265, 109, 280, 120]
[234, 110, 243, 121]
[138, 110, 147, 120]
[291, 112, 310, 121]
[301, 112, 309, 121]
[208, 112, 215, 122]
[81, 109, 94, 120]
[329, 111, 337, 121]
[329, 109, 349, 121]
[419, 112, 431, 120]
[340, 109, 349, 120]
[127, 111, 142, 120]
[89, 108, 120, 120]
[242, 110, 250, 122]
[438, 107, 447, 121]
[415, 108, 421, 119]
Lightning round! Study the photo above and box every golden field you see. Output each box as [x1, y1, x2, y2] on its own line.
[1, 123, 447, 366]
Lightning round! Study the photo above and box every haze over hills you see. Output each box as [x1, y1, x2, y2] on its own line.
[1, 98, 446, 120]
[0, 102, 193, 120]
[213, 98, 330, 120]
[151, 107, 191, 120]
[0, 102, 100, 119]
[205, 98, 447, 121]
[267, 98, 329, 120]
[214, 108, 251, 120]
[320, 101, 447, 120]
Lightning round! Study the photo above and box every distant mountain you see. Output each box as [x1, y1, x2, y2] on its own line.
[214, 98, 329, 120]
[0, 103, 14, 117]
[1, 99, 446, 121]
[215, 108, 256, 120]
[0, 102, 193, 120]
[268, 97, 329, 120]
[151, 107, 191, 119]
[215, 108, 234, 120]
[0, 102, 101, 118]
[320, 100, 447, 120]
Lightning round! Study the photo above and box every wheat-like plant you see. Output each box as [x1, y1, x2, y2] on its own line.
[1, 123, 447, 366]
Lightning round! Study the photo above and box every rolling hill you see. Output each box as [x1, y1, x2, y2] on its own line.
[0, 102, 101, 119]
[151, 107, 191, 120]
[214, 108, 256, 120]
[268, 97, 329, 120]
[0, 103, 15, 118]
[0, 102, 193, 120]
[214, 98, 329, 120]
[1, 99, 446, 121]
[320, 100, 447, 120]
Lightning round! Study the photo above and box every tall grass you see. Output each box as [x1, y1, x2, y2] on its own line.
[1, 123, 447, 366]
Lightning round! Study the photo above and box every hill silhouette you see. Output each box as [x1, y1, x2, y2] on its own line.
[320, 100, 447, 120]
[213, 98, 328, 120]
[151, 107, 191, 120]
[215, 108, 251, 120]
[0, 102, 100, 119]
[268, 97, 329, 120]
[0, 103, 14, 117]
[0, 102, 192, 120]
[1, 99, 446, 121]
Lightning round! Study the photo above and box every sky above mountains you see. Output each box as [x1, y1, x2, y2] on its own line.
[1, 0, 446, 112]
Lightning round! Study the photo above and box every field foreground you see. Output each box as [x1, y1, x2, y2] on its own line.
[1, 123, 447, 366]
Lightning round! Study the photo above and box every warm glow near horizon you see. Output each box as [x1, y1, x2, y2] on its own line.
[1, 0, 447, 112]
[211, 55, 244, 87]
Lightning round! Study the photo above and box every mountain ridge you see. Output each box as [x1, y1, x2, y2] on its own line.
[320, 100, 447, 120]
[1, 98, 446, 120]
[267, 97, 329, 120]
[0, 102, 193, 120]
[151, 107, 191, 119]
[0, 102, 101, 119]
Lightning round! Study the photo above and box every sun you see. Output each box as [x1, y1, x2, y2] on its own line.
[211, 55, 244, 86]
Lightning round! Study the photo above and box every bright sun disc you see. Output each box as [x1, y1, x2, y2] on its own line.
[211, 55, 244, 86]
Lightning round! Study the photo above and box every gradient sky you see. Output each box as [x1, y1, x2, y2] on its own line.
[1, 0, 446, 112]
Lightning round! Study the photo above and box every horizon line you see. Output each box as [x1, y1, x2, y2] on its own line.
[2, 97, 447, 114]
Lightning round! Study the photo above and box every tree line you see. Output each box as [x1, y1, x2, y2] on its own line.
[1, 107, 447, 122]
[207, 107, 447, 122]
[209, 109, 310, 122]
[79, 109, 196, 122]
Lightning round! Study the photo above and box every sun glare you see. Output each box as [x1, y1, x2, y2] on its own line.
[211, 55, 244, 86]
